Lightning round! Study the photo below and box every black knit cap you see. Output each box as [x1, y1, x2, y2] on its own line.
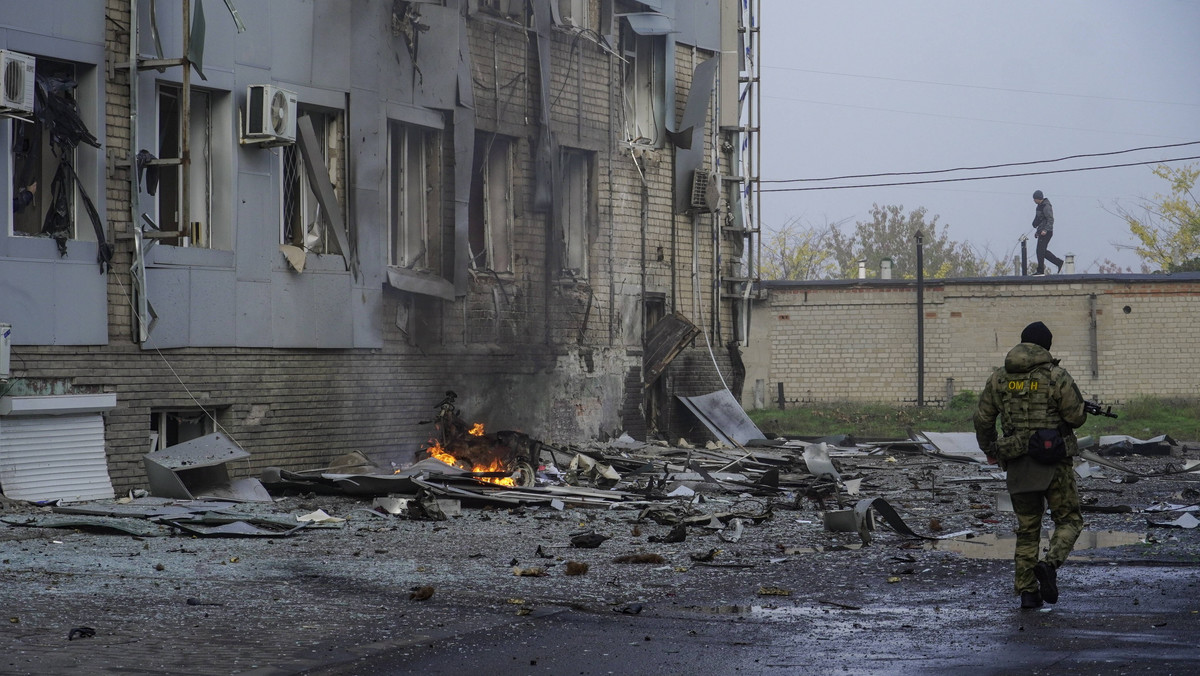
[1033, 190, 1044, 200]
[1021, 321, 1052, 350]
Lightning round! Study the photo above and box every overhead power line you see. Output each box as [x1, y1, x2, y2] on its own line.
[762, 93, 1189, 140]
[765, 66, 1200, 109]
[762, 141, 1200, 184]
[760, 155, 1200, 193]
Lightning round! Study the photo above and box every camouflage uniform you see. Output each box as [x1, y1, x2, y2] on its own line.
[973, 342, 1087, 597]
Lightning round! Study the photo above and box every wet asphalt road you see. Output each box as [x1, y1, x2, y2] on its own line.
[5, 443, 1199, 675]
[309, 560, 1200, 676]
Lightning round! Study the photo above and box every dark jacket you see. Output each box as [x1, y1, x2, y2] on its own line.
[1032, 198, 1054, 236]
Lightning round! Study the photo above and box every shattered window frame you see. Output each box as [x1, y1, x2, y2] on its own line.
[387, 120, 437, 271]
[558, 0, 590, 28]
[156, 83, 233, 249]
[622, 28, 666, 148]
[476, 0, 524, 20]
[148, 409, 214, 452]
[281, 105, 345, 255]
[469, 132, 514, 275]
[559, 147, 593, 279]
[8, 56, 97, 242]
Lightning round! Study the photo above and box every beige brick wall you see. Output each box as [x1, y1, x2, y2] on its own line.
[745, 277, 1200, 407]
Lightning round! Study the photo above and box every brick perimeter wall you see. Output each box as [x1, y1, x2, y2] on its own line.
[746, 277, 1200, 408]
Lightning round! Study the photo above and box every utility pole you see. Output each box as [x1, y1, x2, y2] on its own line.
[915, 229, 924, 407]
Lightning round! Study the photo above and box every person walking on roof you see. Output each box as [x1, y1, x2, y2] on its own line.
[972, 321, 1088, 609]
[1031, 190, 1063, 275]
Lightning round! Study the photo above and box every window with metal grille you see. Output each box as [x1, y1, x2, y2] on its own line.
[281, 106, 344, 254]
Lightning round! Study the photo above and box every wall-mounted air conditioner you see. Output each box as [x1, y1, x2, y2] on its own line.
[0, 50, 36, 118]
[690, 169, 721, 213]
[242, 84, 297, 146]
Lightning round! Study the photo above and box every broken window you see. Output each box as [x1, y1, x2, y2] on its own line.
[622, 29, 666, 147]
[475, 0, 524, 19]
[157, 84, 231, 249]
[9, 57, 97, 242]
[149, 409, 214, 452]
[558, 0, 589, 28]
[559, 148, 593, 278]
[281, 106, 344, 255]
[469, 133, 513, 274]
[388, 120, 437, 270]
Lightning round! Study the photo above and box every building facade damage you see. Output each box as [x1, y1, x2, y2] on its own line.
[0, 0, 762, 493]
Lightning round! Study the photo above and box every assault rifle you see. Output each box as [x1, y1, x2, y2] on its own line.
[1083, 400, 1118, 418]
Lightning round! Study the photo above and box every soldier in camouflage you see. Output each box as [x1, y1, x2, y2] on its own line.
[973, 321, 1088, 609]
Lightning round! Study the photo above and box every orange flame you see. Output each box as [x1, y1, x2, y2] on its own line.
[469, 422, 485, 436]
[416, 434, 516, 487]
[423, 439, 459, 467]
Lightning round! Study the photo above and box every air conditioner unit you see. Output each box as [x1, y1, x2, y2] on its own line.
[0, 50, 36, 118]
[689, 169, 721, 213]
[243, 84, 297, 146]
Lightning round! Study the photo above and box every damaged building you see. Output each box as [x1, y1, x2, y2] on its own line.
[0, 0, 762, 496]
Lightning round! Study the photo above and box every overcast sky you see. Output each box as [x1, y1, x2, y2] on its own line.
[757, 0, 1200, 274]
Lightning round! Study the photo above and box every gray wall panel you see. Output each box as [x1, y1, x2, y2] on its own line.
[268, 2, 314, 86]
[187, 268, 238, 346]
[0, 259, 106, 346]
[144, 267, 191, 349]
[270, 271, 354, 347]
[234, 2, 272, 68]
[311, 0, 352, 89]
[352, 287, 384, 348]
[669, 0, 721, 50]
[353, 186, 385, 288]
[414, 5, 460, 110]
[0, 1, 104, 43]
[233, 172, 274, 282]
[235, 280, 273, 346]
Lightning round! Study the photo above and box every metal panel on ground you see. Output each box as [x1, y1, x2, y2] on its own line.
[677, 389, 765, 447]
[0, 414, 115, 502]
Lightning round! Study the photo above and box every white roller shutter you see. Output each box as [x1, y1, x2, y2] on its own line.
[0, 413, 116, 502]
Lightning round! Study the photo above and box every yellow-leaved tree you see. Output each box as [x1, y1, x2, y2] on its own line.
[759, 216, 843, 280]
[1115, 164, 1200, 272]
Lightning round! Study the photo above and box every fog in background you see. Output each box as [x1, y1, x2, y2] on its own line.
[759, 0, 1200, 273]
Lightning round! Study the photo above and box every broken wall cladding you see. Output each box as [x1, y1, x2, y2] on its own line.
[660, 346, 739, 443]
[464, 19, 531, 129]
[460, 10, 633, 351]
[464, 285, 530, 345]
[464, 10, 618, 147]
[748, 277, 1200, 407]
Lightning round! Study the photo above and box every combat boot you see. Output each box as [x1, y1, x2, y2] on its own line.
[1034, 561, 1058, 604]
[1020, 590, 1043, 609]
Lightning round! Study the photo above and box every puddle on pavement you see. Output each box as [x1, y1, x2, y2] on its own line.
[685, 604, 828, 619]
[930, 530, 1145, 559]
